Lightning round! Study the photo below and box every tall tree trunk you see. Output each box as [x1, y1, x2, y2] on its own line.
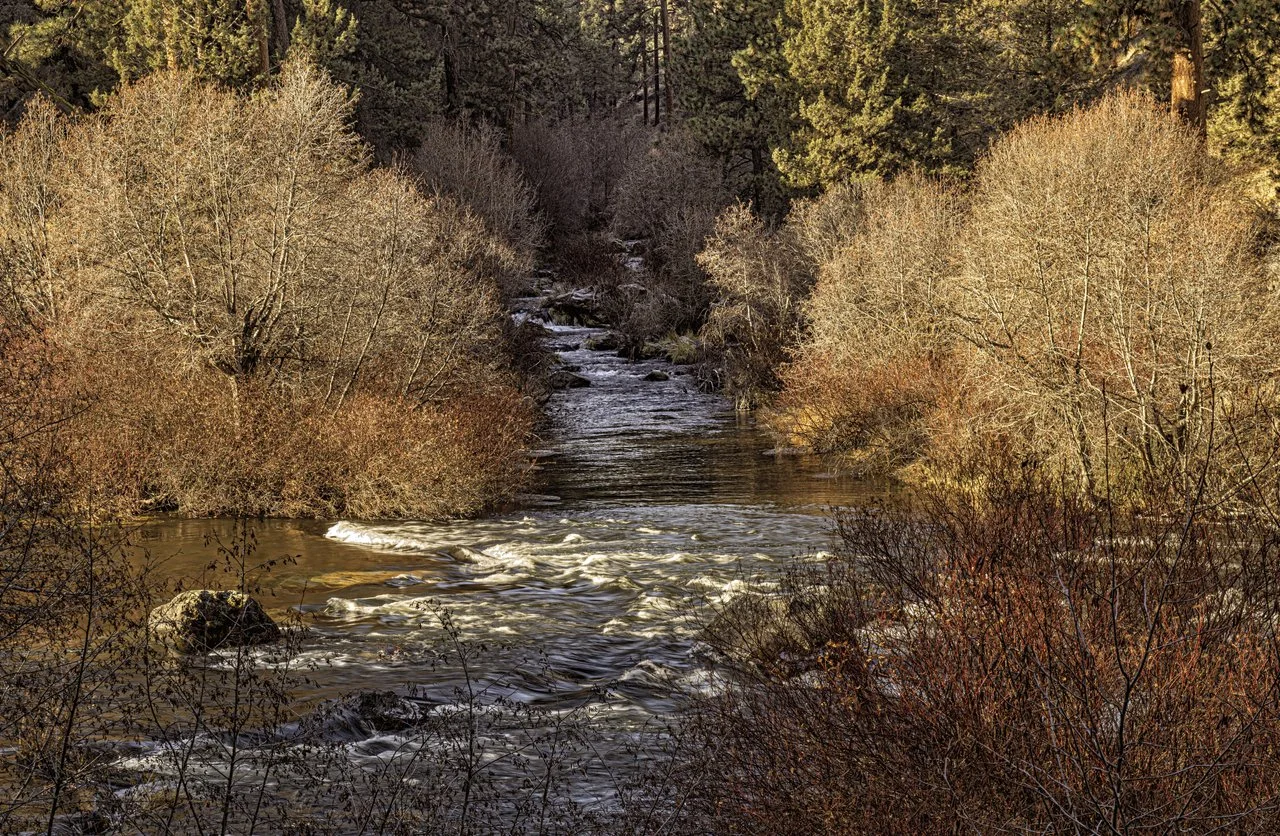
[660, 0, 673, 120]
[442, 24, 459, 114]
[165, 5, 181, 71]
[1171, 0, 1206, 137]
[271, 0, 290, 60]
[246, 0, 271, 77]
[653, 13, 661, 126]
[643, 44, 650, 125]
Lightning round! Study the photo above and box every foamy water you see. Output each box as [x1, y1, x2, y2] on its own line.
[129, 316, 890, 821]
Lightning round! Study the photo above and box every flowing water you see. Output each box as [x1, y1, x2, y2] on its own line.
[130, 314, 889, 820]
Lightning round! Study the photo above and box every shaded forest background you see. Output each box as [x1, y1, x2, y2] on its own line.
[5, 0, 1280, 202]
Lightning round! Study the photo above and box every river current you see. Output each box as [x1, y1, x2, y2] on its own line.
[131, 316, 886, 821]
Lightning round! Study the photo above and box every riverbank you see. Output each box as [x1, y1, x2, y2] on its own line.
[4, 304, 882, 832]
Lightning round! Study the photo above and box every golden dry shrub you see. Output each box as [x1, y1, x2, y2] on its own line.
[697, 203, 812, 409]
[958, 92, 1276, 502]
[770, 176, 964, 475]
[0, 66, 533, 518]
[0, 97, 69, 328]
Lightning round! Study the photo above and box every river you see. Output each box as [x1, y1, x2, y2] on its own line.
[128, 316, 888, 826]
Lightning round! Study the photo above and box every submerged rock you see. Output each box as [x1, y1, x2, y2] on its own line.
[584, 332, 623, 352]
[703, 595, 803, 670]
[641, 370, 670, 382]
[149, 590, 280, 653]
[549, 370, 591, 389]
[308, 689, 426, 741]
[51, 811, 112, 835]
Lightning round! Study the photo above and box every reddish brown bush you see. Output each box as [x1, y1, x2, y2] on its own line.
[688, 464, 1280, 832]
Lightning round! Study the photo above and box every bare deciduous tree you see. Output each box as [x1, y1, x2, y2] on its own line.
[959, 92, 1274, 502]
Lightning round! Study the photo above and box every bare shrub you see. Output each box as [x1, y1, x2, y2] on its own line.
[413, 118, 544, 292]
[696, 184, 876, 409]
[686, 462, 1280, 832]
[0, 64, 533, 519]
[958, 92, 1277, 502]
[765, 95, 1276, 497]
[58, 64, 363, 381]
[785, 183, 871, 266]
[0, 318, 153, 832]
[698, 204, 812, 408]
[608, 131, 727, 341]
[512, 116, 648, 236]
[770, 176, 963, 474]
[511, 119, 590, 235]
[0, 96, 67, 328]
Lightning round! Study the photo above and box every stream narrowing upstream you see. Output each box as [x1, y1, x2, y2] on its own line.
[130, 315, 887, 820]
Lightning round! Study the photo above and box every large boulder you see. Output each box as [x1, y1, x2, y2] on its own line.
[702, 590, 850, 675]
[542, 290, 601, 326]
[149, 590, 281, 653]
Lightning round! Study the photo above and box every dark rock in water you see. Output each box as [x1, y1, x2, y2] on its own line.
[642, 370, 670, 382]
[149, 590, 280, 653]
[550, 342, 581, 352]
[309, 690, 425, 741]
[15, 736, 130, 784]
[702, 591, 851, 676]
[585, 332, 623, 352]
[543, 290, 601, 326]
[511, 315, 552, 334]
[549, 370, 591, 389]
[51, 811, 113, 835]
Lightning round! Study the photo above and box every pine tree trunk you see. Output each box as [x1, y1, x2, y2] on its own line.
[1171, 0, 1206, 137]
[653, 13, 661, 126]
[643, 45, 650, 125]
[442, 24, 459, 114]
[165, 6, 181, 71]
[271, 0, 290, 59]
[246, 0, 271, 77]
[661, 0, 673, 120]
